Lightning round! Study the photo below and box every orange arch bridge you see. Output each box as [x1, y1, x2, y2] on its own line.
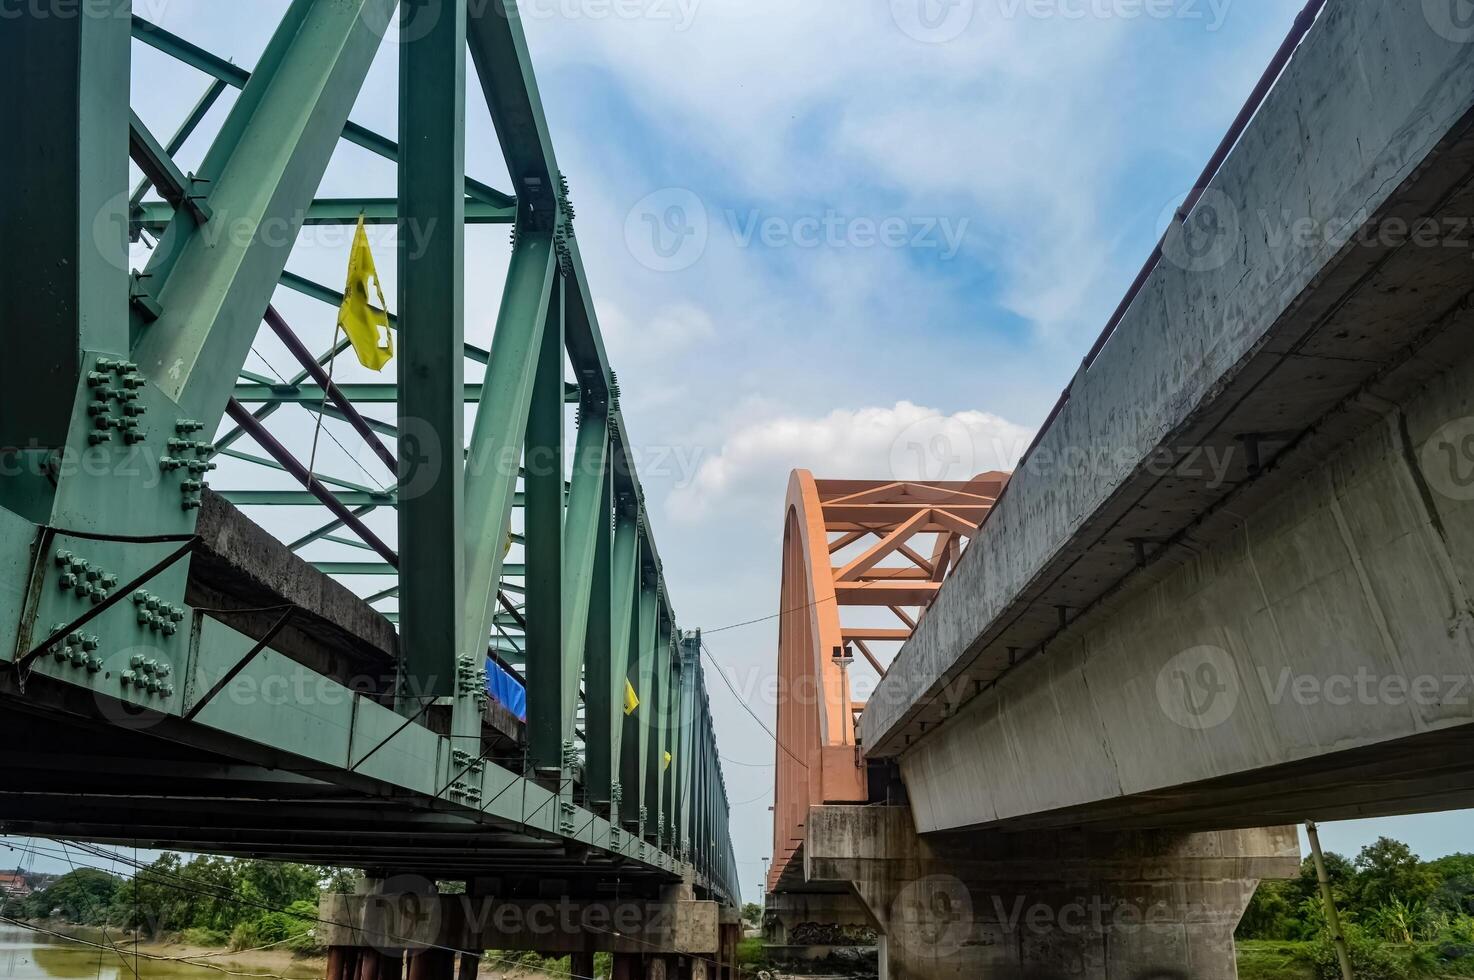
[768, 470, 1008, 893]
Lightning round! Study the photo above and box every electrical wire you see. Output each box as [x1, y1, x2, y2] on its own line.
[246, 348, 385, 493]
[699, 640, 806, 771]
[703, 576, 897, 636]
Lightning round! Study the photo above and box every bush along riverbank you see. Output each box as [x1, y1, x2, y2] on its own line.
[0, 853, 357, 960]
[1237, 837, 1474, 980]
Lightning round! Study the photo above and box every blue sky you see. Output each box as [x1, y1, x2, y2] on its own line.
[75, 0, 1472, 896]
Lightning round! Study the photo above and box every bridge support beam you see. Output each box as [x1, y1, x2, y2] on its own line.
[320, 885, 724, 962]
[805, 806, 1297, 980]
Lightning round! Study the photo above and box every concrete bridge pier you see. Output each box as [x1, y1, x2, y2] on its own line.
[805, 807, 1299, 980]
[318, 875, 735, 980]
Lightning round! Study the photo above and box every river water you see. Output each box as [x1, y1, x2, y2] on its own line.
[0, 927, 319, 980]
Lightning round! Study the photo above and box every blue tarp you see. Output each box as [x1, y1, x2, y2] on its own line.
[485, 658, 527, 721]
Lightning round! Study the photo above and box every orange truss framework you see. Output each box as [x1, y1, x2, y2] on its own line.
[768, 470, 1009, 894]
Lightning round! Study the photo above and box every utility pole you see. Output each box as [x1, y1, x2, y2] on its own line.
[1306, 821, 1353, 980]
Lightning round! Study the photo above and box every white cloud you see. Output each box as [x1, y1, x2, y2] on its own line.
[598, 301, 717, 363]
[667, 400, 1033, 521]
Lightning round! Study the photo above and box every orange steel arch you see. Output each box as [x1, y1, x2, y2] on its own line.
[768, 470, 1009, 894]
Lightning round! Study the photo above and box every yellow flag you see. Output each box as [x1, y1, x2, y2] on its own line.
[624, 680, 640, 716]
[663, 751, 673, 772]
[338, 216, 393, 371]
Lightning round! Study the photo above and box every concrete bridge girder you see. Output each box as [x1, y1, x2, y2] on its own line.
[900, 315, 1474, 836]
[850, 0, 1474, 840]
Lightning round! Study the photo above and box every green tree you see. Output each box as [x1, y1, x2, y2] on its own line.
[1427, 853, 1474, 916]
[1353, 837, 1438, 910]
[25, 868, 121, 923]
[1238, 879, 1301, 940]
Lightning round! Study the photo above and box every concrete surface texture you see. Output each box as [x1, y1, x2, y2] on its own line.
[899, 291, 1474, 834]
[804, 806, 1298, 980]
[861, 0, 1474, 766]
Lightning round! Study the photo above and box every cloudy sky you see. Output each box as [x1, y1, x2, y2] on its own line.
[90, 0, 1473, 895]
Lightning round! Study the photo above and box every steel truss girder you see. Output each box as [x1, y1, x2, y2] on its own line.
[0, 0, 739, 904]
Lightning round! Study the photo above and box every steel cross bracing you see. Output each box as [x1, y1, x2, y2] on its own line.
[0, 0, 738, 902]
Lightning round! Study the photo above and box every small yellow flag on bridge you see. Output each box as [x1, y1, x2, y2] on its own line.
[624, 680, 640, 716]
[338, 216, 393, 371]
[663, 751, 673, 772]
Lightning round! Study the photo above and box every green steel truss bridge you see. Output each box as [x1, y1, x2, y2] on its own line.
[0, 0, 739, 911]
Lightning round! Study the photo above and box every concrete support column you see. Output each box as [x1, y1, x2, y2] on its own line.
[610, 952, 641, 980]
[455, 952, 478, 980]
[570, 952, 594, 979]
[643, 953, 672, 980]
[805, 806, 1298, 980]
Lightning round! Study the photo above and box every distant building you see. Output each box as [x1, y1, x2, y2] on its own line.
[0, 874, 31, 898]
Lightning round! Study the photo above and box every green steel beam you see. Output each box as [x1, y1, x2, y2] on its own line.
[619, 556, 647, 835]
[288, 505, 379, 551]
[633, 573, 659, 838]
[311, 562, 526, 578]
[461, 227, 556, 672]
[647, 614, 671, 846]
[0, 0, 131, 520]
[524, 275, 565, 775]
[560, 403, 611, 744]
[397, 0, 468, 706]
[585, 487, 630, 817]
[130, 0, 397, 423]
[220, 490, 394, 507]
[320, 534, 375, 552]
[219, 489, 531, 509]
[235, 383, 480, 404]
[466, 0, 558, 219]
[233, 382, 579, 403]
[135, 198, 512, 231]
[130, 78, 228, 212]
[130, 15, 514, 210]
[217, 447, 389, 498]
[0, 0, 741, 902]
[128, 110, 211, 224]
